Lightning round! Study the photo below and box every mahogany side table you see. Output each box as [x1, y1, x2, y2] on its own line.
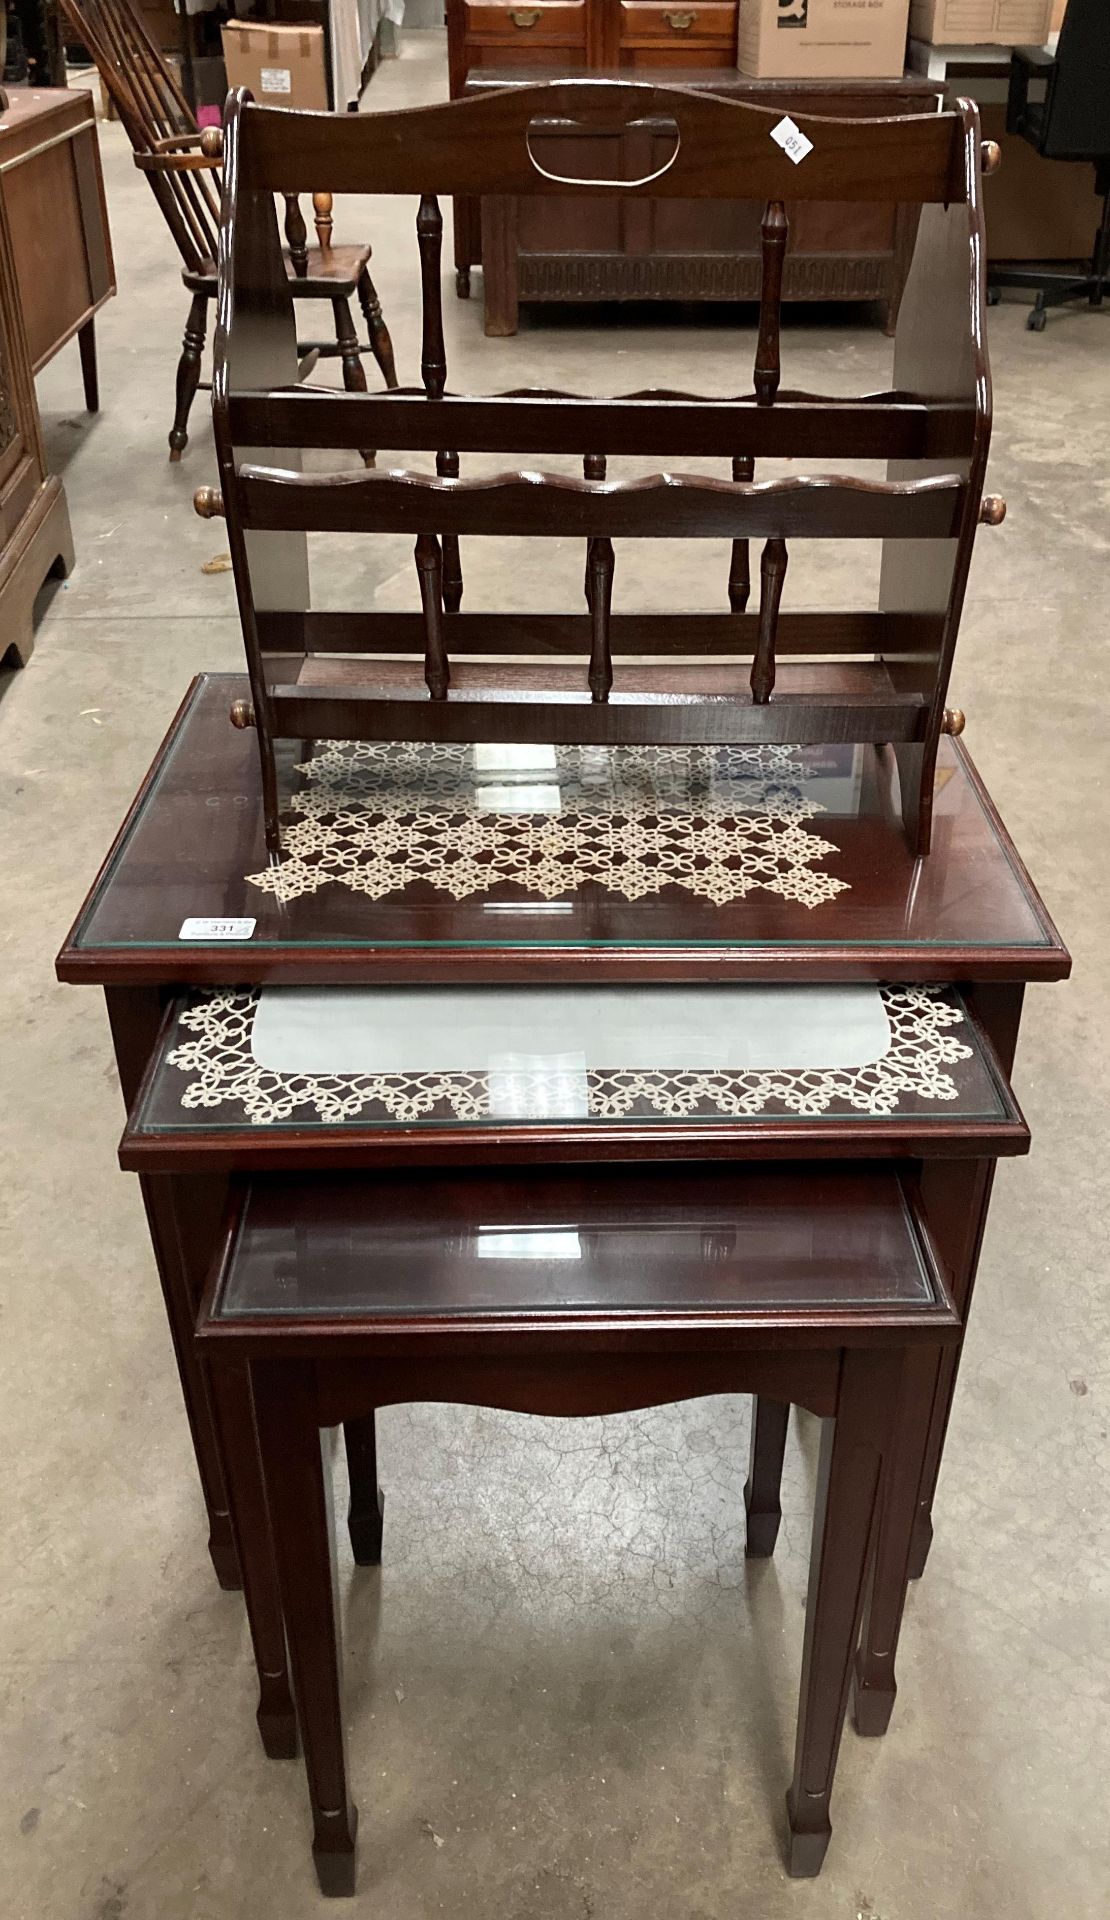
[56, 673, 1069, 1744]
[197, 1163, 962, 1892]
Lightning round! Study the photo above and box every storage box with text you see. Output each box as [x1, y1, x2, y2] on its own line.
[221, 21, 329, 113]
[737, 0, 912, 79]
[908, 0, 1053, 47]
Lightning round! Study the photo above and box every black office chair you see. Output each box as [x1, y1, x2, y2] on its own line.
[988, 0, 1110, 330]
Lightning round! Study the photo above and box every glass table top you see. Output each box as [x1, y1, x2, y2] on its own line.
[212, 1166, 943, 1322]
[63, 675, 1066, 976]
[130, 980, 1015, 1136]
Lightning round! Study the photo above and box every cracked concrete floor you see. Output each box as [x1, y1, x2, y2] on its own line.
[2, 33, 1108, 1920]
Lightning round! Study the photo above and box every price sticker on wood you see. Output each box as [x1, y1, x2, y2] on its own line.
[770, 117, 814, 167]
[178, 917, 257, 942]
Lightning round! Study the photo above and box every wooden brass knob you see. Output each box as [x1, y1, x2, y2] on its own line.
[200, 125, 224, 160]
[193, 486, 225, 519]
[942, 708, 966, 737]
[979, 495, 1006, 526]
[664, 8, 697, 24]
[981, 140, 1001, 177]
[229, 700, 256, 730]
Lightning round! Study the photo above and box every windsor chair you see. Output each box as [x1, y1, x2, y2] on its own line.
[201, 81, 1004, 855]
[58, 0, 397, 459]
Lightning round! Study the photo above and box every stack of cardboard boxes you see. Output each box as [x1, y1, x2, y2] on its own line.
[736, 0, 1054, 78]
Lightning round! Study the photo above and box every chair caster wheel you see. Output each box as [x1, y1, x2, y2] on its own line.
[455, 268, 471, 299]
[986, 286, 1001, 307]
[1028, 308, 1047, 332]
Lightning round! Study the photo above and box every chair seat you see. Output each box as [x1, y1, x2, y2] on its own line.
[183, 242, 372, 297]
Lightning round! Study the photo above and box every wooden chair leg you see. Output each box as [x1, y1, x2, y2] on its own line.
[343, 1416, 385, 1567]
[356, 266, 398, 389]
[853, 1348, 938, 1736]
[332, 297, 374, 468]
[206, 1355, 298, 1759]
[78, 318, 99, 413]
[785, 1349, 898, 1878]
[744, 1396, 789, 1557]
[253, 1361, 359, 1897]
[169, 291, 208, 462]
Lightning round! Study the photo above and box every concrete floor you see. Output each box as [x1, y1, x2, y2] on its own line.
[2, 34, 1108, 1920]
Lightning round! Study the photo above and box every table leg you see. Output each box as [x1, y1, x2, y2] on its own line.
[744, 1396, 789, 1558]
[852, 1346, 938, 1735]
[853, 1158, 996, 1732]
[253, 1360, 359, 1898]
[104, 988, 242, 1589]
[78, 318, 99, 413]
[206, 1354, 298, 1758]
[343, 1415, 385, 1567]
[785, 1348, 897, 1877]
[139, 1173, 241, 1591]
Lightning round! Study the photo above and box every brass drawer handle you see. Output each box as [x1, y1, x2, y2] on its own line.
[510, 7, 542, 23]
[664, 8, 696, 26]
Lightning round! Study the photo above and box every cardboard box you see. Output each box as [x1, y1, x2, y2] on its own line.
[908, 0, 1053, 46]
[737, 0, 912, 80]
[222, 20, 329, 112]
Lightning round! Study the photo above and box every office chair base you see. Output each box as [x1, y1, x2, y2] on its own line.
[988, 264, 1110, 328]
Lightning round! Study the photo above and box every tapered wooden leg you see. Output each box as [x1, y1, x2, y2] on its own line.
[332, 297, 374, 469]
[138, 1173, 241, 1590]
[206, 1355, 298, 1758]
[253, 1362, 359, 1897]
[78, 318, 99, 413]
[785, 1349, 898, 1878]
[356, 267, 397, 389]
[853, 1348, 936, 1736]
[169, 292, 208, 462]
[903, 1158, 999, 1580]
[744, 1396, 789, 1558]
[344, 1416, 384, 1567]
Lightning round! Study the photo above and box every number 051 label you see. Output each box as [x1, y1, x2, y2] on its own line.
[770, 117, 814, 166]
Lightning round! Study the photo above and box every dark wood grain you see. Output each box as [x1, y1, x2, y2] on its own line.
[235, 83, 968, 204]
[237, 466, 967, 541]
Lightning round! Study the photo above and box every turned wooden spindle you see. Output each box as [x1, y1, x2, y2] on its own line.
[415, 533, 450, 700]
[199, 125, 224, 161]
[312, 190, 334, 254]
[587, 537, 615, 703]
[193, 485, 224, 519]
[754, 201, 788, 407]
[979, 495, 1007, 525]
[437, 453, 463, 613]
[229, 700, 256, 730]
[728, 455, 754, 612]
[942, 708, 966, 736]
[283, 194, 309, 277]
[751, 538, 787, 705]
[583, 455, 607, 607]
[981, 140, 1002, 177]
[417, 194, 447, 399]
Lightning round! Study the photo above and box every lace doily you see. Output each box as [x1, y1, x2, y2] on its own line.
[164, 985, 973, 1128]
[244, 740, 849, 910]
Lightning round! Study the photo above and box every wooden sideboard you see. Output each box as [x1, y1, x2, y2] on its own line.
[0, 104, 73, 667]
[462, 67, 940, 335]
[447, 0, 744, 297]
[0, 84, 115, 665]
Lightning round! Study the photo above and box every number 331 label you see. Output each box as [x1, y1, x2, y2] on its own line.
[178, 917, 257, 941]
